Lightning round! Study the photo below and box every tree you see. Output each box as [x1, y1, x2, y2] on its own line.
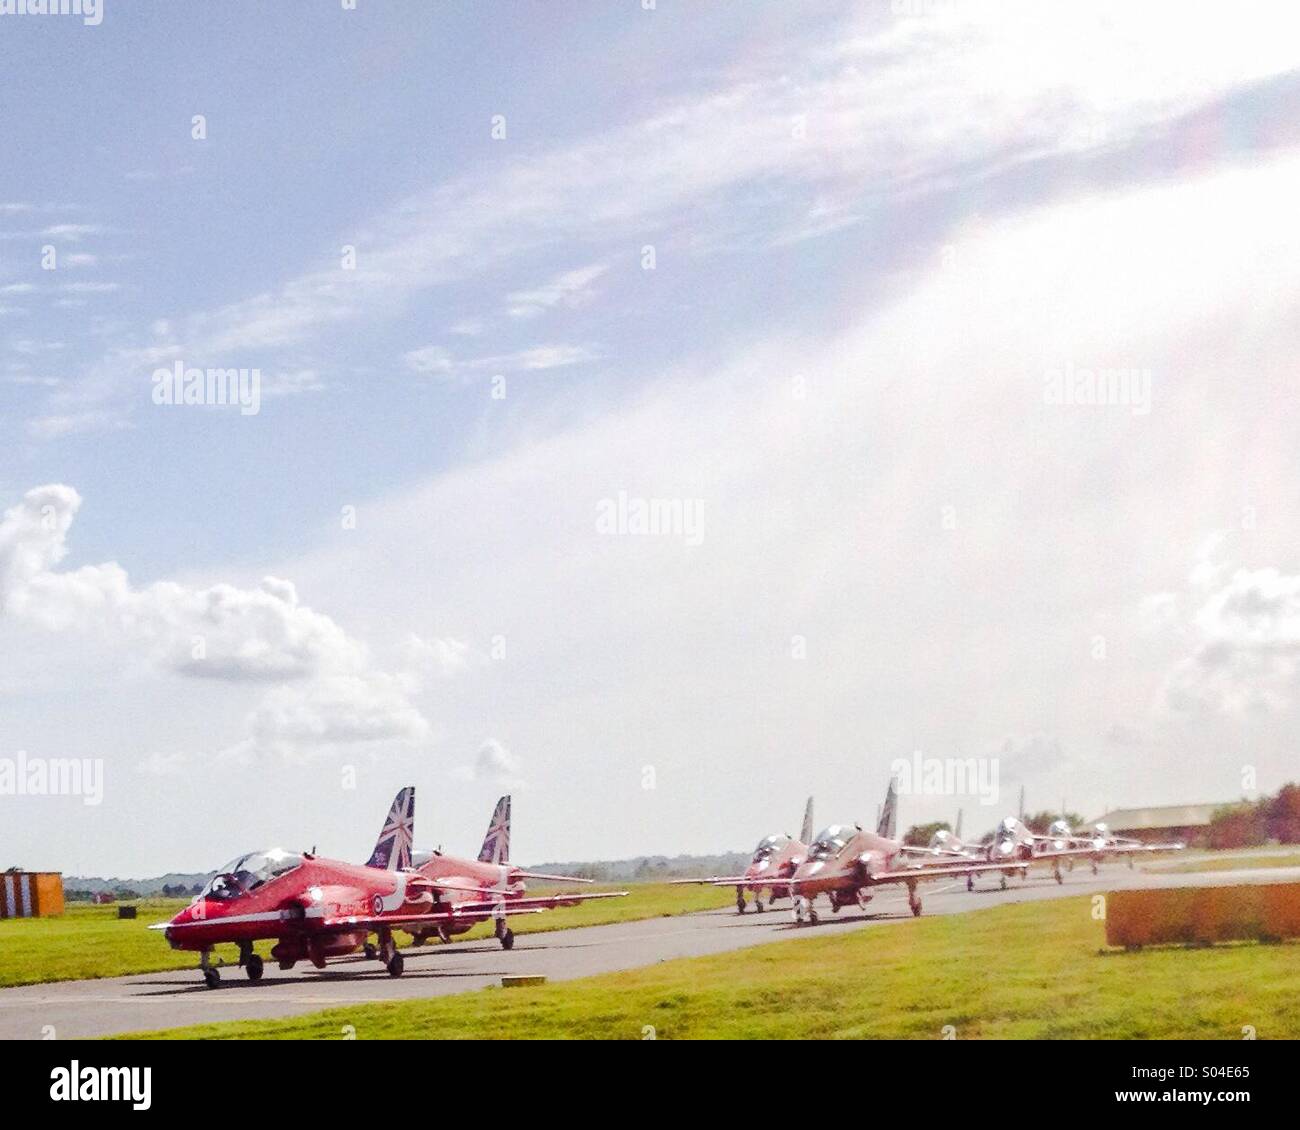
[903, 821, 949, 847]
[1267, 784, 1300, 844]
[1207, 801, 1267, 849]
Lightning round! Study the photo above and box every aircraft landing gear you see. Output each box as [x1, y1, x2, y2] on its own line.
[999, 875, 1008, 890]
[363, 942, 377, 960]
[494, 918, 515, 950]
[200, 948, 220, 989]
[377, 927, 403, 977]
[1090, 861, 1099, 876]
[965, 874, 975, 892]
[1053, 864, 1063, 885]
[754, 897, 765, 913]
[907, 883, 922, 918]
[238, 942, 263, 982]
[410, 933, 425, 947]
[792, 896, 809, 925]
[736, 887, 747, 914]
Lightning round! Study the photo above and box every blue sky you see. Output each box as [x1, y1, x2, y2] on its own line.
[3, 2, 1300, 874]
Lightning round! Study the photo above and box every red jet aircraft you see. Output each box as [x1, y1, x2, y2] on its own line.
[731, 779, 1032, 923]
[403, 795, 621, 950]
[152, 789, 625, 986]
[670, 796, 815, 913]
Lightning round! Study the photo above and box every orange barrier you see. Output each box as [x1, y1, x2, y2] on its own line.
[0, 871, 64, 918]
[1105, 882, 1300, 948]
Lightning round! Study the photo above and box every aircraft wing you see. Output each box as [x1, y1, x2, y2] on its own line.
[1102, 841, 1185, 854]
[1030, 846, 1104, 862]
[319, 907, 550, 931]
[512, 871, 595, 884]
[866, 860, 1028, 884]
[670, 876, 751, 885]
[456, 890, 628, 912]
[320, 890, 628, 930]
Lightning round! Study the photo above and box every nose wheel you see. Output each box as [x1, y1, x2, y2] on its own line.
[245, 953, 264, 981]
[966, 874, 975, 892]
[199, 948, 220, 989]
[495, 919, 515, 950]
[736, 888, 747, 914]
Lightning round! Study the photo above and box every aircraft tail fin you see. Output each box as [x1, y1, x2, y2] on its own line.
[478, 795, 512, 864]
[800, 796, 815, 845]
[876, 775, 899, 840]
[367, 786, 415, 870]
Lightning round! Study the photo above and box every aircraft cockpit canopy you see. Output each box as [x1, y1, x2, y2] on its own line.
[203, 848, 305, 900]
[998, 816, 1020, 837]
[751, 834, 790, 862]
[808, 825, 853, 859]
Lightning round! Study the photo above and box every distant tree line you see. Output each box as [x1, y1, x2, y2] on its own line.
[1208, 784, 1300, 849]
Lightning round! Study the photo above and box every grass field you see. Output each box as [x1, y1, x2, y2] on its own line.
[119, 895, 1300, 1040]
[0, 883, 732, 989]
[1146, 852, 1300, 875]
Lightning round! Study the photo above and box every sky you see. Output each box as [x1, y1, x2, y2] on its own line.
[2, 1, 1300, 876]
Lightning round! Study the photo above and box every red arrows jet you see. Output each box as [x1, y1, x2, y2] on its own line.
[403, 795, 621, 950]
[735, 779, 1031, 923]
[670, 796, 815, 914]
[152, 789, 625, 986]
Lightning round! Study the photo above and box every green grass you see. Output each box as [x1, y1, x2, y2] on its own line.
[1146, 853, 1300, 875]
[118, 895, 1300, 1040]
[0, 883, 732, 989]
[0, 900, 201, 988]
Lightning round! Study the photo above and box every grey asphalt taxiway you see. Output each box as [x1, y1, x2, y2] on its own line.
[2, 862, 1298, 1039]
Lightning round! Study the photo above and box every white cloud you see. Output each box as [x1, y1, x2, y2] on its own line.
[0, 485, 428, 759]
[506, 263, 607, 319]
[404, 343, 596, 379]
[1162, 567, 1300, 717]
[453, 739, 525, 788]
[42, 2, 1300, 424]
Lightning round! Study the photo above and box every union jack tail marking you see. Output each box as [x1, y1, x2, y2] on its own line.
[478, 795, 511, 864]
[368, 787, 415, 870]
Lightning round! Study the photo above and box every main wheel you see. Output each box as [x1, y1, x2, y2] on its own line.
[500, 928, 515, 951]
[1054, 868, 1063, 885]
[999, 875, 1007, 890]
[386, 951, 404, 977]
[245, 953, 264, 981]
[965, 875, 974, 892]
[909, 896, 922, 917]
[807, 904, 819, 925]
[754, 899, 765, 912]
[736, 895, 746, 914]
[203, 967, 220, 989]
